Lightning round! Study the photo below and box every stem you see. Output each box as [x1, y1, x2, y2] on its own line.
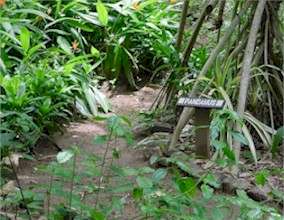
[46, 174, 53, 218]
[8, 156, 32, 220]
[176, 0, 190, 50]
[181, 0, 218, 66]
[69, 154, 77, 209]
[264, 9, 274, 130]
[216, 0, 226, 43]
[95, 131, 112, 206]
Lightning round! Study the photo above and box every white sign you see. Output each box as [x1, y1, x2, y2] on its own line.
[177, 97, 224, 109]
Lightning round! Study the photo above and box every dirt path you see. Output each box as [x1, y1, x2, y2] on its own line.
[15, 86, 160, 218]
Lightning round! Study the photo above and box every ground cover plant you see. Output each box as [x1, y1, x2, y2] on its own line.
[0, 0, 283, 219]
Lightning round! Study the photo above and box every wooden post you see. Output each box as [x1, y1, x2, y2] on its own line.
[176, 97, 225, 159]
[195, 108, 210, 158]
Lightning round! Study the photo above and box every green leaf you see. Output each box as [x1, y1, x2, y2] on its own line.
[92, 87, 109, 113]
[56, 150, 74, 163]
[96, 0, 108, 26]
[75, 97, 92, 118]
[93, 135, 107, 145]
[255, 170, 268, 186]
[0, 133, 15, 148]
[13, 9, 54, 21]
[83, 84, 98, 116]
[271, 127, 284, 156]
[201, 184, 214, 199]
[90, 209, 105, 220]
[203, 173, 220, 188]
[223, 146, 236, 161]
[57, 36, 71, 54]
[122, 167, 139, 176]
[138, 167, 155, 174]
[176, 177, 196, 196]
[20, 27, 30, 53]
[112, 148, 120, 159]
[212, 140, 227, 150]
[91, 46, 100, 58]
[132, 187, 143, 200]
[231, 131, 249, 145]
[152, 168, 167, 183]
[136, 176, 153, 188]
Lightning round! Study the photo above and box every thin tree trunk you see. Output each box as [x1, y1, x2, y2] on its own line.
[234, 0, 266, 160]
[176, 0, 190, 50]
[168, 3, 250, 151]
[163, 0, 218, 110]
[182, 0, 218, 66]
[264, 14, 275, 130]
[216, 0, 226, 42]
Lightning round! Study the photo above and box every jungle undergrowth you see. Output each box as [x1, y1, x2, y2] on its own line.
[1, 115, 282, 220]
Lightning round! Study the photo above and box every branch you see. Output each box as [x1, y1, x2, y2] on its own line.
[181, 0, 219, 66]
[176, 0, 190, 50]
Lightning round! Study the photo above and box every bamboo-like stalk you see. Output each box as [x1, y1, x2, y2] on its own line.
[181, 0, 218, 66]
[176, 0, 190, 50]
[234, 0, 267, 160]
[168, 3, 250, 151]
[216, 0, 226, 42]
[264, 8, 275, 130]
[161, 0, 219, 110]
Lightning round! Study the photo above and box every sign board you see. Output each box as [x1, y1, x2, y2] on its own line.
[177, 97, 224, 109]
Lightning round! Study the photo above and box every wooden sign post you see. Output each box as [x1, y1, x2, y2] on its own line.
[177, 97, 225, 158]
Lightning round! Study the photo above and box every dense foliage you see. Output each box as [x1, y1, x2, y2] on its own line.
[0, 0, 283, 219]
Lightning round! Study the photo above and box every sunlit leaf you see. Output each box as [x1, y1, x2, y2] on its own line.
[20, 27, 30, 53]
[91, 46, 100, 58]
[56, 150, 74, 163]
[96, 0, 108, 26]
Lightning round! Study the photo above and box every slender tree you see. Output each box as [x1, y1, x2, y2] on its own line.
[234, 0, 267, 160]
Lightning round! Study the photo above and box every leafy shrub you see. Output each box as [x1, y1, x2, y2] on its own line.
[0, 60, 109, 153]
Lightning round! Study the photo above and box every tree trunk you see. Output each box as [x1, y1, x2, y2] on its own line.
[234, 0, 267, 160]
[168, 2, 250, 151]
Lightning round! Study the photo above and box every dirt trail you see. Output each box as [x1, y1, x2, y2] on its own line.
[18, 86, 160, 193]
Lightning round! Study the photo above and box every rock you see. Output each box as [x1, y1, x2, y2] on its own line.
[247, 187, 269, 201]
[135, 132, 170, 150]
[134, 132, 170, 160]
[132, 123, 152, 138]
[133, 122, 173, 139]
[0, 181, 17, 196]
[151, 122, 173, 133]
